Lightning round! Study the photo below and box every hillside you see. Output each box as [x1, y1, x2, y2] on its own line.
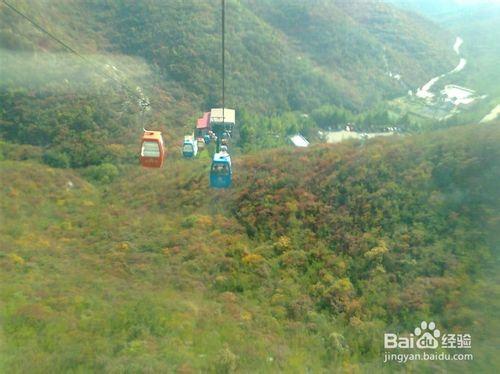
[245, 0, 455, 106]
[1, 1, 499, 371]
[1, 0, 456, 154]
[1, 123, 499, 372]
[0, 0, 456, 109]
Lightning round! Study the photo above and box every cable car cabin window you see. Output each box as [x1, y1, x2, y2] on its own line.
[142, 141, 160, 157]
[212, 163, 230, 175]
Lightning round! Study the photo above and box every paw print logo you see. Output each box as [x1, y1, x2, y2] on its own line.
[415, 321, 440, 349]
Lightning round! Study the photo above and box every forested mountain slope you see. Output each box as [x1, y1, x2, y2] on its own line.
[0, 0, 455, 109]
[1, 1, 498, 371]
[1, 123, 499, 372]
[245, 0, 455, 106]
[1, 0, 455, 154]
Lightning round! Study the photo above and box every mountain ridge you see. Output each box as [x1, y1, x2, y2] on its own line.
[1, 0, 455, 113]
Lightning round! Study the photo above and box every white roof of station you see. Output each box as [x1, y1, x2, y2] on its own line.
[210, 108, 235, 124]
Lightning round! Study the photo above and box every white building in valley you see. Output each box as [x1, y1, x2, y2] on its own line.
[441, 85, 477, 106]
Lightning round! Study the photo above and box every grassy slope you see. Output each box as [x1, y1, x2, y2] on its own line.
[1, 123, 499, 372]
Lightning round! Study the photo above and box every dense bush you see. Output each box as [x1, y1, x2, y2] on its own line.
[82, 163, 119, 183]
[234, 123, 500, 331]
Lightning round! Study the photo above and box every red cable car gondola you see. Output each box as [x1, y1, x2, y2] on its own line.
[140, 130, 165, 168]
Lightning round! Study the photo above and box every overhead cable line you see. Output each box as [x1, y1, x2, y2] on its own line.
[1, 0, 148, 107]
[221, 0, 225, 122]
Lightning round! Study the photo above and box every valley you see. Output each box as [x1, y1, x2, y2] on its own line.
[391, 36, 486, 123]
[0, 0, 499, 372]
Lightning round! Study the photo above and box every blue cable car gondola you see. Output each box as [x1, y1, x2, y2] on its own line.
[210, 152, 232, 188]
[182, 137, 198, 158]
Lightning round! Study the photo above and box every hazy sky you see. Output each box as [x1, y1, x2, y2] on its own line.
[455, 0, 500, 4]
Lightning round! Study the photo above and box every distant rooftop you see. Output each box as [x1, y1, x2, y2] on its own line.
[290, 134, 309, 147]
[210, 108, 235, 124]
[197, 112, 211, 129]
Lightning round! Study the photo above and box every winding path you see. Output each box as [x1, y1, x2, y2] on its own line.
[416, 36, 467, 99]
